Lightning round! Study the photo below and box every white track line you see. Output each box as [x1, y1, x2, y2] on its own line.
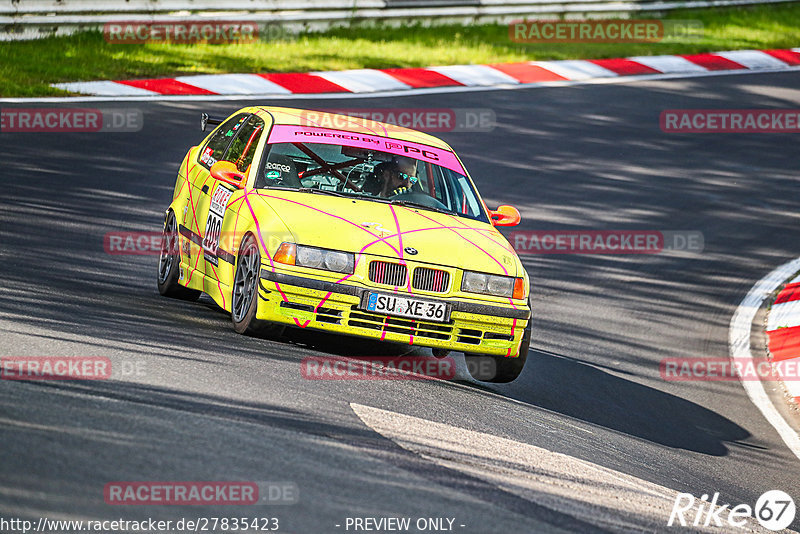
[6, 65, 800, 104]
[351, 403, 783, 533]
[729, 257, 800, 461]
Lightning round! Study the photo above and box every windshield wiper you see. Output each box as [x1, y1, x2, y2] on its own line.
[264, 186, 349, 197]
[262, 185, 296, 191]
[297, 187, 350, 198]
[389, 199, 452, 215]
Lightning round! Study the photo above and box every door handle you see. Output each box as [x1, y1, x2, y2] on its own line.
[201, 185, 209, 194]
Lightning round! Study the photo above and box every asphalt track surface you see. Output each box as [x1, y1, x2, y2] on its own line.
[1, 71, 800, 533]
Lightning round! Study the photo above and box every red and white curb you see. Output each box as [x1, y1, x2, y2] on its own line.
[52, 48, 800, 97]
[767, 272, 800, 405]
[730, 258, 800, 462]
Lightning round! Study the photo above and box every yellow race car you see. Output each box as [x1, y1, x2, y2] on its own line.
[158, 106, 531, 382]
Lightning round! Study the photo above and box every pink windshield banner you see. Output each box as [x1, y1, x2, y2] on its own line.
[267, 124, 465, 174]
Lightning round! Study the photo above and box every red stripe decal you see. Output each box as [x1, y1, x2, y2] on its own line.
[589, 59, 660, 76]
[258, 73, 349, 93]
[488, 62, 568, 83]
[117, 78, 217, 95]
[380, 68, 463, 88]
[767, 325, 800, 362]
[775, 282, 800, 304]
[681, 53, 746, 71]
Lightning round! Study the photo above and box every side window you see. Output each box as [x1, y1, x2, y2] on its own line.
[198, 113, 249, 170]
[226, 116, 266, 173]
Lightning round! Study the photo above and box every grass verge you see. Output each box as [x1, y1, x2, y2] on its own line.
[2, 2, 799, 97]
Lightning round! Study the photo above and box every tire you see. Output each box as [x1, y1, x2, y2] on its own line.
[157, 211, 201, 301]
[432, 348, 451, 358]
[231, 234, 284, 338]
[465, 315, 531, 383]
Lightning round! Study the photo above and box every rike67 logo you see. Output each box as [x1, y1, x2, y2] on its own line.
[668, 490, 795, 531]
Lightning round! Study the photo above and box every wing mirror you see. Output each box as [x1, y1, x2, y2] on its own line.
[210, 161, 246, 189]
[201, 113, 224, 132]
[489, 205, 521, 227]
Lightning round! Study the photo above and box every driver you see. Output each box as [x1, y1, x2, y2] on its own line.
[374, 156, 418, 197]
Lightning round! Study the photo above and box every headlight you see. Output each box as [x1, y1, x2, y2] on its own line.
[277, 243, 354, 274]
[462, 271, 489, 293]
[462, 271, 525, 299]
[297, 246, 324, 268]
[323, 250, 351, 272]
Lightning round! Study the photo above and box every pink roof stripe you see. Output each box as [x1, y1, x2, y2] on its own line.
[267, 124, 465, 175]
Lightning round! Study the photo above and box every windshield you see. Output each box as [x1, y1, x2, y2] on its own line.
[255, 137, 488, 223]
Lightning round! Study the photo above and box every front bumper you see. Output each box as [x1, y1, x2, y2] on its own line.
[258, 269, 530, 356]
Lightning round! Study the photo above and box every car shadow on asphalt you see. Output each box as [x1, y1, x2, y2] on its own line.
[454, 347, 756, 457]
[0, 377, 614, 533]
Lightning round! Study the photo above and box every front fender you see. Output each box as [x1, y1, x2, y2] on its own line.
[222, 191, 296, 288]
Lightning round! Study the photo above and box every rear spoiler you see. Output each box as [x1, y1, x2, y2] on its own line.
[201, 113, 224, 132]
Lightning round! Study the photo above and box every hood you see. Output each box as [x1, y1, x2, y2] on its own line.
[253, 190, 521, 276]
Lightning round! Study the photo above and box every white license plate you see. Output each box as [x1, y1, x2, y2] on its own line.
[365, 292, 449, 323]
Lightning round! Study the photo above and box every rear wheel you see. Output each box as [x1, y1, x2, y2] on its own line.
[466, 316, 531, 383]
[231, 234, 284, 338]
[157, 211, 201, 301]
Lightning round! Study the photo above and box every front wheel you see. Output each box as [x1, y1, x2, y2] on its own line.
[231, 234, 284, 339]
[157, 211, 201, 301]
[465, 317, 531, 383]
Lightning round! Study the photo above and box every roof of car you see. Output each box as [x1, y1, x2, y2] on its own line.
[247, 105, 455, 152]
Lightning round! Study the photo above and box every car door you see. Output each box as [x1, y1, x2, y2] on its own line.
[187, 113, 250, 279]
[200, 113, 267, 286]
